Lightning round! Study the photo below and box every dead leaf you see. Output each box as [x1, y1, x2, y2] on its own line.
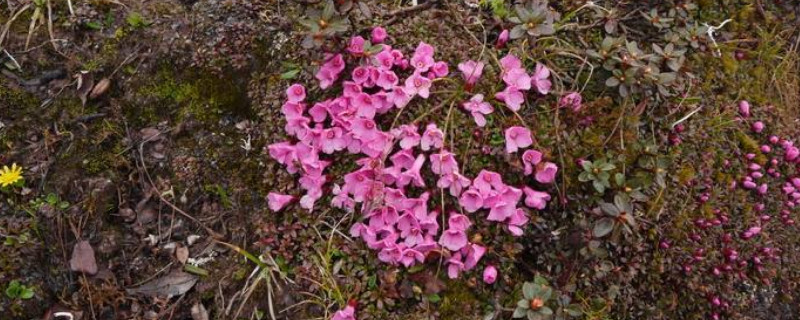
[89, 78, 111, 99]
[176, 245, 189, 264]
[118, 207, 136, 222]
[76, 72, 94, 106]
[70, 240, 98, 275]
[190, 303, 209, 320]
[408, 270, 446, 295]
[126, 270, 197, 298]
[140, 127, 162, 141]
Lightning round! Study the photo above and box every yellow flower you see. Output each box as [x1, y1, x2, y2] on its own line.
[0, 163, 23, 187]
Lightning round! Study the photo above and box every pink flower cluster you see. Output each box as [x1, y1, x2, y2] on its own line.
[494, 54, 551, 112]
[674, 100, 798, 319]
[266, 29, 559, 289]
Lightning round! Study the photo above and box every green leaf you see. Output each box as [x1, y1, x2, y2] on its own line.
[427, 293, 441, 303]
[513, 307, 528, 318]
[510, 25, 527, 39]
[518, 299, 530, 309]
[659, 72, 677, 84]
[581, 160, 593, 172]
[539, 306, 553, 315]
[541, 287, 553, 301]
[533, 275, 549, 286]
[592, 181, 606, 194]
[614, 193, 632, 214]
[19, 287, 34, 300]
[126, 12, 149, 28]
[614, 173, 625, 186]
[605, 76, 620, 87]
[599, 202, 619, 216]
[280, 69, 300, 79]
[85, 21, 103, 30]
[564, 304, 583, 316]
[600, 163, 616, 171]
[322, 0, 335, 20]
[184, 264, 209, 277]
[593, 218, 615, 238]
[5, 281, 20, 298]
[523, 282, 536, 299]
[578, 172, 592, 182]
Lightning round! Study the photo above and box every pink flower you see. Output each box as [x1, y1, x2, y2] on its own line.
[463, 243, 485, 269]
[752, 121, 765, 133]
[392, 124, 421, 150]
[499, 54, 522, 72]
[457, 60, 485, 86]
[282, 102, 305, 119]
[786, 146, 799, 161]
[487, 201, 517, 222]
[447, 253, 465, 279]
[375, 50, 395, 70]
[350, 119, 380, 141]
[372, 91, 393, 114]
[399, 248, 425, 267]
[285, 116, 311, 138]
[377, 243, 402, 264]
[495, 86, 525, 111]
[347, 36, 366, 55]
[506, 209, 529, 236]
[523, 187, 550, 210]
[352, 93, 376, 119]
[376, 70, 399, 90]
[371, 26, 388, 43]
[410, 41, 435, 72]
[462, 94, 494, 127]
[316, 54, 345, 89]
[309, 102, 329, 122]
[496, 29, 509, 48]
[432, 61, 449, 78]
[332, 184, 355, 212]
[360, 132, 393, 158]
[352, 66, 370, 85]
[268, 192, 294, 212]
[522, 149, 543, 175]
[459, 188, 484, 212]
[437, 172, 471, 197]
[299, 193, 318, 211]
[430, 151, 459, 175]
[448, 212, 472, 231]
[421, 123, 444, 151]
[505, 126, 533, 153]
[483, 266, 498, 284]
[439, 229, 468, 251]
[739, 100, 750, 117]
[397, 154, 426, 188]
[268, 141, 295, 166]
[535, 162, 558, 184]
[531, 63, 552, 95]
[388, 86, 412, 109]
[502, 68, 532, 91]
[473, 170, 505, 195]
[286, 84, 306, 103]
[390, 149, 416, 169]
[740, 226, 762, 240]
[559, 92, 582, 111]
[331, 305, 356, 320]
[321, 127, 347, 154]
[404, 72, 432, 99]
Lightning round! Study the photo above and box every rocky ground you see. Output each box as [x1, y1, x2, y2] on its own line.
[1, 0, 800, 319]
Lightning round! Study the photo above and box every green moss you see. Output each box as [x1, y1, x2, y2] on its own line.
[439, 281, 481, 318]
[133, 66, 250, 126]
